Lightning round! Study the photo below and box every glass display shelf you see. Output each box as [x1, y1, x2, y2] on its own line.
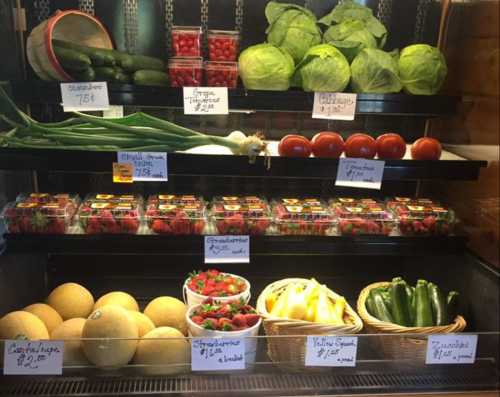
[0, 333, 498, 397]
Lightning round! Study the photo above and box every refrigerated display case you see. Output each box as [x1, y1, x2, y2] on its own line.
[0, 0, 498, 396]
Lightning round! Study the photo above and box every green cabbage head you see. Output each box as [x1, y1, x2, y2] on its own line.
[265, 1, 322, 64]
[238, 43, 295, 91]
[351, 48, 402, 93]
[292, 44, 351, 92]
[319, 0, 387, 49]
[398, 44, 448, 95]
[324, 20, 377, 62]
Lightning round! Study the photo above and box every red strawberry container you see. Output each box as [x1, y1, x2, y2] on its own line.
[16, 192, 80, 207]
[205, 61, 238, 88]
[333, 201, 396, 236]
[171, 26, 202, 57]
[272, 198, 335, 236]
[78, 194, 143, 234]
[391, 203, 456, 236]
[146, 194, 204, 206]
[385, 196, 437, 211]
[145, 202, 206, 235]
[1, 199, 76, 234]
[211, 196, 271, 235]
[168, 57, 203, 87]
[208, 30, 240, 61]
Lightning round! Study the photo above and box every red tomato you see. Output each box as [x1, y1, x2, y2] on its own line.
[411, 137, 442, 160]
[376, 133, 407, 159]
[345, 133, 377, 159]
[278, 134, 312, 157]
[311, 131, 345, 158]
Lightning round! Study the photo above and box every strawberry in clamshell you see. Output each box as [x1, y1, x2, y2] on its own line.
[211, 196, 271, 235]
[146, 202, 205, 235]
[2, 194, 77, 234]
[78, 194, 142, 234]
[272, 198, 334, 236]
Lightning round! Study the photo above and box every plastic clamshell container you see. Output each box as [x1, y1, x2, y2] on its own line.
[15, 192, 80, 206]
[392, 203, 455, 236]
[78, 195, 142, 234]
[207, 30, 240, 61]
[272, 198, 335, 236]
[168, 57, 203, 87]
[146, 202, 206, 235]
[1, 198, 76, 234]
[83, 193, 143, 204]
[171, 26, 202, 57]
[205, 61, 238, 88]
[334, 201, 396, 236]
[211, 196, 271, 235]
[385, 196, 437, 211]
[147, 194, 204, 205]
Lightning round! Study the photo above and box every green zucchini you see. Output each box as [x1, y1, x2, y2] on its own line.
[52, 39, 115, 66]
[71, 67, 95, 82]
[53, 46, 91, 71]
[415, 279, 433, 327]
[121, 54, 165, 72]
[390, 280, 412, 326]
[409, 285, 416, 325]
[365, 293, 376, 317]
[133, 70, 169, 86]
[94, 67, 118, 81]
[370, 289, 394, 323]
[447, 291, 460, 323]
[428, 282, 448, 326]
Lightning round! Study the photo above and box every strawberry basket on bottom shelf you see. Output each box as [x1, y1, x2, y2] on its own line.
[256, 278, 363, 372]
[357, 282, 467, 363]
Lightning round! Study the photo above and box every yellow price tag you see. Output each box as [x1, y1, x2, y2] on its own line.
[112, 162, 133, 183]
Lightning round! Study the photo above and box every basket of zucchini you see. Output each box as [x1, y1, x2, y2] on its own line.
[357, 278, 466, 361]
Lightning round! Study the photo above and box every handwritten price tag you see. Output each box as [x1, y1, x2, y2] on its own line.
[117, 152, 168, 182]
[312, 92, 357, 121]
[183, 87, 229, 115]
[204, 236, 250, 264]
[60, 82, 110, 112]
[191, 338, 245, 371]
[426, 335, 478, 364]
[112, 162, 133, 183]
[305, 336, 358, 367]
[3, 340, 64, 375]
[335, 158, 385, 190]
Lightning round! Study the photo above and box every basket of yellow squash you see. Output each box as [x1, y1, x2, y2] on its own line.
[256, 278, 363, 371]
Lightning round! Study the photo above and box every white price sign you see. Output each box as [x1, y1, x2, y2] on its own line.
[312, 92, 357, 121]
[183, 87, 229, 115]
[426, 334, 478, 364]
[191, 338, 245, 371]
[335, 158, 385, 190]
[60, 82, 110, 112]
[117, 152, 168, 182]
[305, 336, 358, 367]
[204, 235, 250, 264]
[3, 340, 64, 375]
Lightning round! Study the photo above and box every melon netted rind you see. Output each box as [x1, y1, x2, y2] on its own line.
[144, 297, 188, 335]
[47, 282, 95, 320]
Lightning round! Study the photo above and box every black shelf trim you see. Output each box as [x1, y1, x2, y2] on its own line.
[3, 234, 468, 256]
[9, 81, 460, 116]
[0, 148, 487, 181]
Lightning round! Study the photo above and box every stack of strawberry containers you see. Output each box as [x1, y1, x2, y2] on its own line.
[168, 26, 239, 88]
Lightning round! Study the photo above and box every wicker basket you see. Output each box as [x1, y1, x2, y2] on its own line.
[357, 281, 467, 362]
[256, 278, 363, 371]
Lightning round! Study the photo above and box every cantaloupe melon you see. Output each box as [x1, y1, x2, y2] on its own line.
[0, 311, 49, 361]
[50, 318, 88, 366]
[82, 305, 138, 369]
[47, 283, 94, 320]
[133, 327, 189, 375]
[94, 291, 139, 312]
[24, 303, 63, 333]
[0, 311, 49, 340]
[128, 311, 155, 337]
[144, 297, 187, 335]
